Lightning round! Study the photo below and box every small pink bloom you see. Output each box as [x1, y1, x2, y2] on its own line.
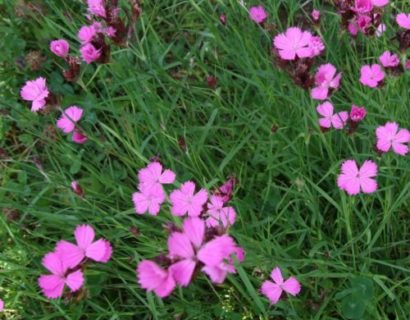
[78, 25, 97, 44]
[0, 299, 3, 312]
[308, 36, 325, 57]
[20, 77, 49, 112]
[396, 13, 410, 30]
[50, 39, 70, 58]
[132, 184, 166, 215]
[169, 181, 208, 217]
[348, 21, 359, 36]
[261, 267, 301, 304]
[376, 23, 386, 37]
[38, 252, 84, 299]
[138, 162, 176, 193]
[197, 235, 244, 284]
[206, 195, 236, 228]
[105, 26, 116, 37]
[316, 102, 349, 129]
[376, 122, 410, 155]
[353, 0, 373, 13]
[249, 6, 268, 24]
[379, 51, 400, 68]
[311, 9, 320, 22]
[87, 0, 106, 18]
[356, 14, 372, 33]
[216, 177, 237, 203]
[220, 14, 227, 25]
[56, 106, 83, 133]
[360, 64, 385, 88]
[337, 160, 378, 195]
[80, 43, 101, 64]
[137, 260, 176, 298]
[350, 105, 366, 122]
[371, 0, 389, 6]
[273, 27, 313, 61]
[311, 64, 342, 100]
[55, 224, 112, 269]
[71, 180, 84, 197]
[72, 131, 88, 144]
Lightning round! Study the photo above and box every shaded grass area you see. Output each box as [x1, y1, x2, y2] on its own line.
[0, 0, 409, 319]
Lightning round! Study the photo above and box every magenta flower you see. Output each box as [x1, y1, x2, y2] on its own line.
[396, 13, 410, 29]
[57, 106, 83, 133]
[78, 25, 97, 44]
[20, 77, 49, 112]
[372, 0, 389, 6]
[337, 160, 378, 195]
[197, 235, 244, 284]
[50, 39, 70, 58]
[316, 102, 349, 129]
[379, 51, 400, 68]
[356, 14, 372, 33]
[261, 267, 301, 304]
[38, 252, 84, 299]
[137, 260, 176, 298]
[311, 9, 320, 22]
[87, 0, 106, 18]
[249, 6, 268, 24]
[169, 181, 208, 217]
[308, 36, 325, 57]
[71, 180, 84, 197]
[80, 43, 101, 64]
[206, 195, 236, 228]
[376, 122, 410, 155]
[55, 224, 112, 269]
[72, 131, 88, 144]
[273, 27, 313, 61]
[138, 162, 176, 193]
[348, 22, 359, 36]
[350, 105, 366, 122]
[0, 299, 3, 312]
[132, 185, 166, 215]
[359, 64, 385, 88]
[353, 0, 373, 13]
[311, 64, 342, 100]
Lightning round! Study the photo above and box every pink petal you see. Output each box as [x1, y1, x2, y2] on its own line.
[261, 281, 283, 304]
[65, 270, 84, 292]
[168, 232, 194, 259]
[38, 275, 65, 299]
[270, 267, 284, 285]
[41, 252, 65, 275]
[359, 160, 378, 178]
[137, 260, 167, 291]
[100, 240, 113, 262]
[331, 111, 349, 129]
[316, 102, 334, 117]
[395, 128, 410, 143]
[169, 259, 196, 287]
[360, 177, 378, 194]
[74, 224, 95, 250]
[153, 273, 176, 298]
[392, 141, 409, 155]
[132, 191, 149, 214]
[202, 265, 228, 284]
[343, 177, 361, 195]
[197, 235, 236, 267]
[159, 169, 176, 184]
[85, 238, 107, 262]
[55, 240, 85, 269]
[182, 217, 205, 248]
[187, 188, 208, 217]
[319, 118, 332, 128]
[31, 99, 46, 112]
[311, 87, 329, 100]
[340, 160, 359, 176]
[56, 117, 75, 133]
[282, 277, 301, 295]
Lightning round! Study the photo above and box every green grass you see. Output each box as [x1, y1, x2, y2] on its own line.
[1, 0, 409, 319]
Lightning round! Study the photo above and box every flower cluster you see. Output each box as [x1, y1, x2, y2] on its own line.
[335, 0, 389, 37]
[134, 162, 243, 298]
[38, 225, 112, 299]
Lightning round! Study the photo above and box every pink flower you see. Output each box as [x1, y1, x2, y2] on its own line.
[273, 27, 313, 61]
[216, 177, 237, 203]
[169, 181, 208, 217]
[376, 23, 386, 37]
[316, 102, 349, 129]
[137, 260, 176, 298]
[249, 6, 268, 24]
[311, 9, 320, 22]
[348, 22, 359, 36]
[356, 15, 372, 33]
[72, 131, 88, 144]
[56, 106, 83, 133]
[376, 122, 410, 155]
[220, 14, 227, 25]
[311, 64, 342, 100]
[38, 252, 84, 299]
[50, 39, 70, 58]
[78, 25, 97, 43]
[168, 217, 205, 286]
[371, 0, 389, 7]
[80, 43, 101, 64]
[0, 299, 3, 312]
[350, 105, 366, 122]
[359, 64, 385, 88]
[132, 185, 165, 215]
[20, 77, 49, 112]
[308, 36, 325, 57]
[337, 160, 378, 195]
[87, 0, 106, 18]
[353, 0, 373, 13]
[197, 235, 244, 284]
[105, 26, 116, 37]
[261, 267, 301, 304]
[396, 13, 410, 30]
[55, 224, 112, 269]
[138, 162, 176, 193]
[206, 195, 236, 228]
[71, 180, 84, 197]
[379, 51, 400, 68]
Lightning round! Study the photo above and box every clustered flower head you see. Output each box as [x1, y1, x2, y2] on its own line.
[38, 225, 112, 299]
[135, 161, 244, 298]
[335, 0, 389, 37]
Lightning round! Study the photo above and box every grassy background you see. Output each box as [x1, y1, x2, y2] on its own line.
[0, 0, 409, 319]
